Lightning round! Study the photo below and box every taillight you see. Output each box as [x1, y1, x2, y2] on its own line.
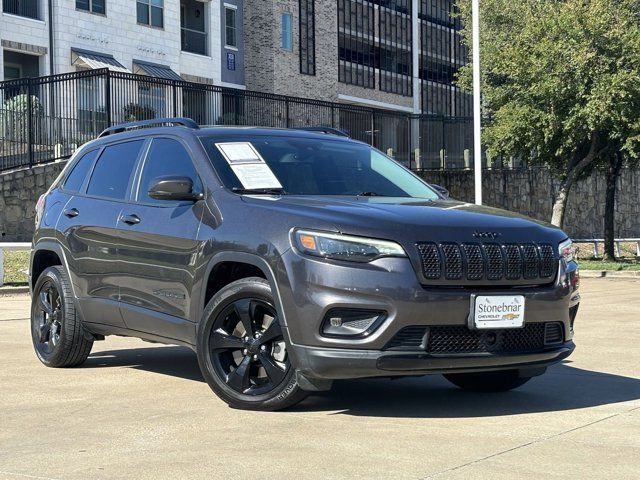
[35, 194, 46, 227]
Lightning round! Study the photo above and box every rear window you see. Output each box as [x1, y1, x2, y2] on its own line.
[86, 140, 144, 200]
[63, 149, 99, 193]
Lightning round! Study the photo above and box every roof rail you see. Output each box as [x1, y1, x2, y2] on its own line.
[98, 117, 199, 138]
[294, 126, 350, 138]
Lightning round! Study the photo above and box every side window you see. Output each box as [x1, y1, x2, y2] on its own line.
[86, 140, 144, 200]
[138, 138, 202, 204]
[63, 149, 99, 193]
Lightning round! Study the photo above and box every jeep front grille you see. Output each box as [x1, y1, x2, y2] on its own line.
[384, 322, 565, 353]
[417, 242, 557, 285]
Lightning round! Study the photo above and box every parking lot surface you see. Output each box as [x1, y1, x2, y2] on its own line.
[0, 278, 639, 480]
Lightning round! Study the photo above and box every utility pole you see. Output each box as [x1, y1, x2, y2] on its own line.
[472, 0, 482, 205]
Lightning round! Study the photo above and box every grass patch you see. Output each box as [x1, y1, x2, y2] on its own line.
[578, 259, 640, 271]
[2, 251, 29, 285]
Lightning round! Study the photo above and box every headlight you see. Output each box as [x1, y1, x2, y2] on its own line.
[559, 238, 574, 262]
[293, 229, 406, 263]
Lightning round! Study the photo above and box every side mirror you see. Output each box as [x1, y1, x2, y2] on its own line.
[148, 176, 203, 202]
[431, 184, 450, 199]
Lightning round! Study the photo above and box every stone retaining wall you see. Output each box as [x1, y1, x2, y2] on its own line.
[1, 162, 638, 242]
[418, 167, 640, 238]
[0, 162, 66, 242]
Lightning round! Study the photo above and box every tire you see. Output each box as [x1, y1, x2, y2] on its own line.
[30, 266, 93, 367]
[444, 370, 533, 392]
[196, 277, 309, 411]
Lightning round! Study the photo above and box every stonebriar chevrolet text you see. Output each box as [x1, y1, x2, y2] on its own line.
[29, 118, 580, 410]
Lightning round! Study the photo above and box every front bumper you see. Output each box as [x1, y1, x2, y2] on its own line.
[276, 250, 579, 380]
[290, 342, 575, 380]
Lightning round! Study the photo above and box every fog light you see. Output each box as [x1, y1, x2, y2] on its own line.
[321, 309, 386, 338]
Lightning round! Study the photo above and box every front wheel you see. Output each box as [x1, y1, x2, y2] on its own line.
[444, 370, 533, 392]
[196, 277, 308, 411]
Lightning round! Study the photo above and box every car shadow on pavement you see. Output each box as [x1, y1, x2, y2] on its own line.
[85, 347, 640, 418]
[85, 346, 205, 383]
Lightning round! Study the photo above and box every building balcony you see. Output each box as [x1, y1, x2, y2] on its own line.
[181, 27, 207, 56]
[2, 0, 40, 20]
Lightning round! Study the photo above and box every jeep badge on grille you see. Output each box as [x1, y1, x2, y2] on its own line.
[473, 230, 501, 239]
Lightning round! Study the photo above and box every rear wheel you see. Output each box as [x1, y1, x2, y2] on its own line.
[30, 266, 93, 367]
[197, 277, 308, 411]
[444, 370, 533, 392]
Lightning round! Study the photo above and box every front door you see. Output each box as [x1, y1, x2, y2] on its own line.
[117, 137, 204, 342]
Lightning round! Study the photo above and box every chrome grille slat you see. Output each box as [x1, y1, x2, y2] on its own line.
[417, 242, 557, 284]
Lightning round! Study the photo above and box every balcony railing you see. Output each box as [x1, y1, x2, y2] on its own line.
[181, 27, 207, 56]
[2, 0, 40, 20]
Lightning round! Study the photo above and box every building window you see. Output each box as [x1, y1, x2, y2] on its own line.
[137, 0, 164, 28]
[418, 0, 471, 116]
[138, 83, 166, 117]
[225, 6, 237, 48]
[338, 0, 375, 89]
[299, 0, 316, 75]
[2, 0, 39, 19]
[378, 2, 412, 96]
[76, 0, 106, 15]
[77, 75, 107, 135]
[281, 12, 293, 51]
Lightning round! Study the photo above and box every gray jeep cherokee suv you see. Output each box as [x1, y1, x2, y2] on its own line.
[30, 118, 580, 410]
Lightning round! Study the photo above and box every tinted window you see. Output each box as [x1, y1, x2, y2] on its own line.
[63, 149, 99, 193]
[86, 140, 144, 200]
[138, 138, 202, 204]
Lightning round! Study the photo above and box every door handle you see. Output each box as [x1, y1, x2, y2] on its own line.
[120, 214, 141, 225]
[63, 208, 79, 218]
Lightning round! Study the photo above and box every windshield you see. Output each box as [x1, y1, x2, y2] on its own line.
[201, 134, 439, 199]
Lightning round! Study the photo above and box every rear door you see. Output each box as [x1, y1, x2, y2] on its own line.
[117, 137, 204, 342]
[57, 139, 145, 328]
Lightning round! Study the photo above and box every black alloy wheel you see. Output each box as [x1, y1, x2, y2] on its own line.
[197, 277, 309, 410]
[30, 266, 93, 367]
[209, 297, 289, 396]
[33, 279, 63, 357]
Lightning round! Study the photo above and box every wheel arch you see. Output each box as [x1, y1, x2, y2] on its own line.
[31, 242, 64, 287]
[198, 252, 289, 329]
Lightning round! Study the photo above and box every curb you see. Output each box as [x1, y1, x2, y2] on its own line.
[580, 270, 640, 279]
[0, 286, 30, 296]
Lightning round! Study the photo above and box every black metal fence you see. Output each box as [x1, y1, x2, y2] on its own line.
[0, 68, 474, 172]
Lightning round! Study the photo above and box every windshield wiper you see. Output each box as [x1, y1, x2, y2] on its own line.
[357, 191, 380, 196]
[232, 187, 286, 195]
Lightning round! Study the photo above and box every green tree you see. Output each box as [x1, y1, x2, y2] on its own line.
[456, 0, 640, 239]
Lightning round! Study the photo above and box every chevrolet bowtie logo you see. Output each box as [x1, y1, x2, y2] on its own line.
[473, 230, 501, 239]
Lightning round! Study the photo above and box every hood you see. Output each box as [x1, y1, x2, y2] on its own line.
[241, 195, 567, 246]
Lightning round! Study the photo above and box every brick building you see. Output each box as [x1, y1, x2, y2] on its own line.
[243, 0, 471, 116]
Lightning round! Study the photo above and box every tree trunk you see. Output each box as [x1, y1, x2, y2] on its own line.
[550, 131, 606, 228]
[551, 180, 569, 227]
[603, 152, 624, 261]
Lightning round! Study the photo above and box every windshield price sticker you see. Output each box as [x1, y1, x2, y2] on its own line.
[215, 142, 283, 190]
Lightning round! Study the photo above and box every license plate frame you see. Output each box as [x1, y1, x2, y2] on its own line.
[468, 294, 526, 330]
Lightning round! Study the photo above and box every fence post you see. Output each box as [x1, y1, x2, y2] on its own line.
[27, 79, 34, 167]
[285, 98, 290, 128]
[441, 115, 446, 170]
[172, 83, 178, 117]
[105, 71, 112, 127]
[371, 110, 376, 146]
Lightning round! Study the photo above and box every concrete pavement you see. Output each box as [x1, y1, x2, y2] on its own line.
[0, 278, 639, 480]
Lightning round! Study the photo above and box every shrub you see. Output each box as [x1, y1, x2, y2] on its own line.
[0, 94, 44, 142]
